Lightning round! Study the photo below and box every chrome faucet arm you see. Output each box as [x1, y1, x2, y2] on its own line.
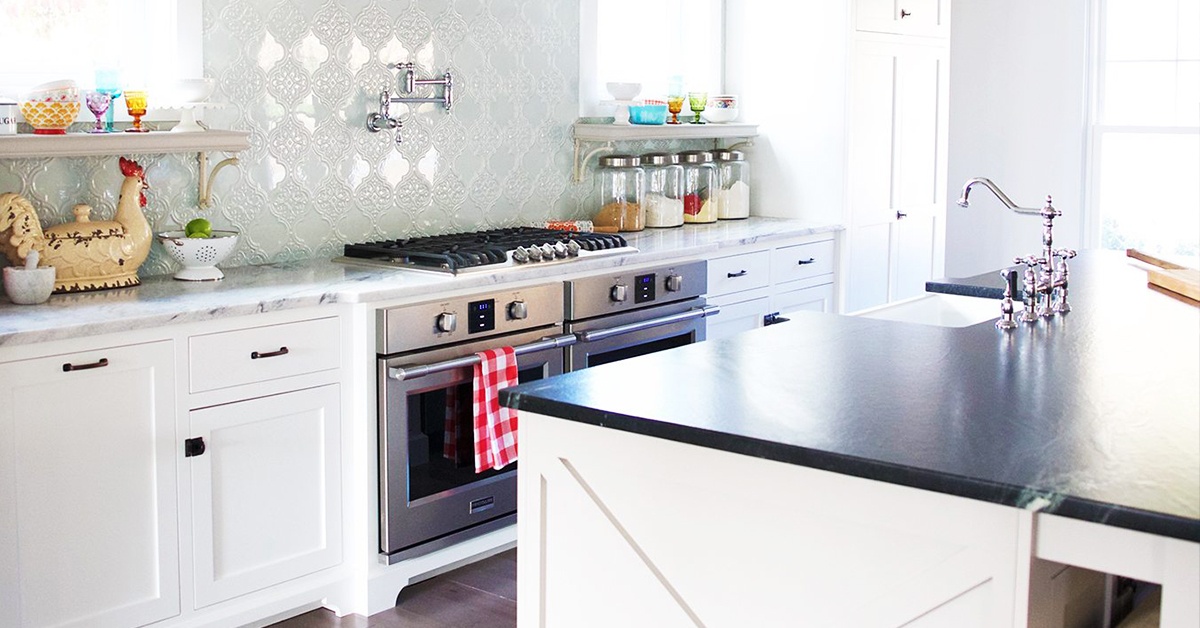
[957, 177, 1041, 214]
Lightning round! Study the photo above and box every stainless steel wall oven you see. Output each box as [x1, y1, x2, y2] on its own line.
[376, 283, 572, 564]
[564, 260, 716, 371]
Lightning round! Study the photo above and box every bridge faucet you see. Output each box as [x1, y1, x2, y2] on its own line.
[957, 178, 1078, 327]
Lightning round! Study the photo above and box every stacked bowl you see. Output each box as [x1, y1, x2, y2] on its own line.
[20, 80, 81, 134]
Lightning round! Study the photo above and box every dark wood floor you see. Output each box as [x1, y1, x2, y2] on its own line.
[271, 549, 516, 628]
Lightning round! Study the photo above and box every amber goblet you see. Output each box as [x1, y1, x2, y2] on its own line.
[124, 90, 149, 133]
[667, 95, 685, 125]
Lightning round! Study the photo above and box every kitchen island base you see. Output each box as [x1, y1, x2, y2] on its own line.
[516, 412, 1199, 627]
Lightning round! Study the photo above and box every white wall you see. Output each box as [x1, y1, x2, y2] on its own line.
[945, 0, 1090, 277]
[724, 1, 848, 225]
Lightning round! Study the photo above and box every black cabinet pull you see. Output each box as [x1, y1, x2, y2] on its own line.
[251, 346, 289, 360]
[727, 270, 748, 278]
[900, 9, 911, 18]
[797, 258, 816, 265]
[185, 437, 206, 458]
[896, 211, 908, 220]
[62, 358, 109, 372]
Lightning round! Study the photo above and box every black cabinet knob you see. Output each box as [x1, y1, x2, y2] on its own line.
[185, 437, 206, 458]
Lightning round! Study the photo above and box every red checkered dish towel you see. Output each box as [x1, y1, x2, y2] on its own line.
[473, 347, 519, 473]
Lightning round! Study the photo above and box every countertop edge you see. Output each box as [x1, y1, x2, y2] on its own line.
[501, 389, 1200, 544]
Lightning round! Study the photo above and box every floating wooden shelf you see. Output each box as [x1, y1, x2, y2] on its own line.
[570, 121, 759, 182]
[0, 130, 250, 159]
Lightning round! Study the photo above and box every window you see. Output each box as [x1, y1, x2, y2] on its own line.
[0, 0, 201, 96]
[580, 0, 724, 117]
[1089, 0, 1199, 266]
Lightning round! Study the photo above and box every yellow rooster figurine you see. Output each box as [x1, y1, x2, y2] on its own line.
[0, 157, 152, 293]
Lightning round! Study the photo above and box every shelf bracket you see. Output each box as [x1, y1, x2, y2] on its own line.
[197, 151, 240, 210]
[572, 140, 614, 183]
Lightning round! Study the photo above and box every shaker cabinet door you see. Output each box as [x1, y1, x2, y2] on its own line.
[0, 341, 179, 628]
[189, 384, 342, 608]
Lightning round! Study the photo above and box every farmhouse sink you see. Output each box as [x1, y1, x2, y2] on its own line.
[852, 292, 1000, 328]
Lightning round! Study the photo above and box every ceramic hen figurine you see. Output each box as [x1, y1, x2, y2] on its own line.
[0, 157, 152, 293]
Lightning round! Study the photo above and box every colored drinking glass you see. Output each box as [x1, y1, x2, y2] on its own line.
[94, 69, 122, 132]
[124, 90, 149, 133]
[688, 92, 707, 124]
[85, 91, 112, 134]
[667, 96, 685, 125]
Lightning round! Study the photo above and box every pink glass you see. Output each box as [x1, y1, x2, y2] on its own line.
[85, 91, 112, 133]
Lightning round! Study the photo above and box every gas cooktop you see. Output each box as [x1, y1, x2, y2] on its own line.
[336, 227, 635, 274]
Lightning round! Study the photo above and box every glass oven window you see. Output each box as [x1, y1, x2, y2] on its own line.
[406, 363, 547, 502]
[586, 332, 693, 369]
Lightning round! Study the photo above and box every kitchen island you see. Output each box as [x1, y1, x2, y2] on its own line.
[500, 252, 1199, 627]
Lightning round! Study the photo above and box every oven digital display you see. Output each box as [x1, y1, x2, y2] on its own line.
[634, 273, 656, 303]
[468, 299, 496, 333]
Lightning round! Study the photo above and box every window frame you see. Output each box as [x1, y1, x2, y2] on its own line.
[0, 0, 202, 97]
[1083, 0, 1200, 253]
[578, 0, 726, 118]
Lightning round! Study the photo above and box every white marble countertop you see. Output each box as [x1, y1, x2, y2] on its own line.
[0, 218, 840, 348]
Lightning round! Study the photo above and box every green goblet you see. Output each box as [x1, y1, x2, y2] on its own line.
[688, 91, 707, 124]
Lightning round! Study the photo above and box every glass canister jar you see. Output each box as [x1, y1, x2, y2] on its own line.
[715, 149, 750, 220]
[640, 152, 684, 228]
[679, 150, 718, 224]
[594, 154, 645, 232]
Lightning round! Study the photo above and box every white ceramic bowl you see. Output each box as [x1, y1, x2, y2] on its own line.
[606, 81, 642, 101]
[157, 230, 239, 281]
[703, 94, 739, 123]
[25, 80, 80, 106]
[168, 78, 216, 103]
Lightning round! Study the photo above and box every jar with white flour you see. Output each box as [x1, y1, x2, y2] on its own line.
[715, 149, 750, 220]
[640, 153, 684, 228]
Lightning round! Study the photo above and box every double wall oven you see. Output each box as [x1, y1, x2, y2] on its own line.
[363, 231, 716, 563]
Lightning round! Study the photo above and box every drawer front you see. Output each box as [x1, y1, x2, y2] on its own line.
[706, 296, 771, 342]
[707, 251, 771, 296]
[773, 283, 836, 316]
[856, 0, 948, 37]
[773, 239, 836, 285]
[189, 317, 340, 393]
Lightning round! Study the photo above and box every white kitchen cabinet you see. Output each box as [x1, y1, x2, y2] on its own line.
[855, 0, 949, 38]
[189, 384, 342, 608]
[772, 283, 836, 317]
[0, 341, 179, 628]
[706, 295, 772, 341]
[845, 31, 949, 313]
[705, 235, 839, 341]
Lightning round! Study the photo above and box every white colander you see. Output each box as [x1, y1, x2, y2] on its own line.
[156, 230, 239, 281]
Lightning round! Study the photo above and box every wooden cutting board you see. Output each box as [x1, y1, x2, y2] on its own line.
[1127, 249, 1200, 301]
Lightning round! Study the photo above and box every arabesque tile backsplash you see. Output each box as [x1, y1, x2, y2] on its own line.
[0, 0, 631, 277]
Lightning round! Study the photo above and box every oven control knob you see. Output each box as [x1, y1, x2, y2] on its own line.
[436, 312, 457, 333]
[513, 246, 530, 264]
[552, 241, 569, 258]
[665, 273, 684, 292]
[610, 283, 628, 303]
[508, 300, 528, 320]
[527, 246, 544, 262]
[565, 240, 582, 257]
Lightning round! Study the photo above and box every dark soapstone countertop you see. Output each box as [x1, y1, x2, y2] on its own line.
[501, 252, 1200, 542]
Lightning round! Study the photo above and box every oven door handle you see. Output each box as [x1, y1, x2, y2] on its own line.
[576, 305, 720, 343]
[389, 334, 578, 381]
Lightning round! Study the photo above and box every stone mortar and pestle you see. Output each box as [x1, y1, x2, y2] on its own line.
[3, 250, 56, 305]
